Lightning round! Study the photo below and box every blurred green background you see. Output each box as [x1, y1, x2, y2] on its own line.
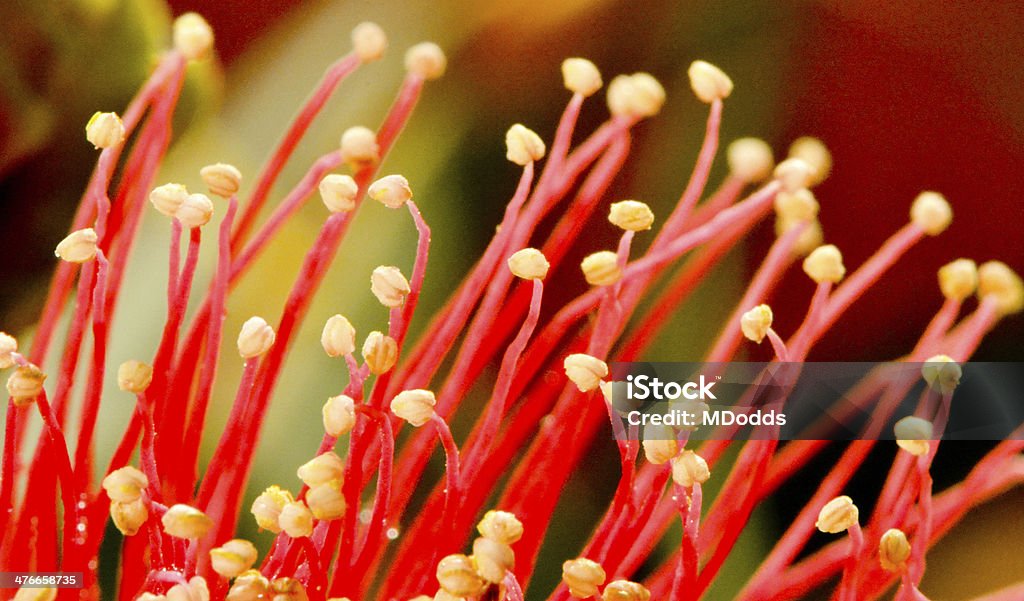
[2, 1, 1022, 599]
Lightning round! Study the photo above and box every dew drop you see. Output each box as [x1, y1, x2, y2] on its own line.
[386, 527, 399, 540]
[358, 508, 372, 524]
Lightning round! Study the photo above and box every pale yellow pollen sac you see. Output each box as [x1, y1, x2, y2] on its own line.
[237, 316, 276, 359]
[150, 183, 190, 217]
[727, 138, 774, 184]
[606, 73, 666, 119]
[210, 538, 259, 578]
[477, 509, 524, 545]
[602, 580, 651, 601]
[391, 389, 437, 427]
[297, 452, 345, 488]
[13, 587, 57, 601]
[271, 577, 309, 601]
[162, 503, 214, 539]
[251, 485, 294, 533]
[471, 536, 515, 584]
[362, 331, 398, 375]
[405, 42, 447, 80]
[894, 416, 933, 457]
[581, 251, 622, 287]
[773, 188, 819, 223]
[371, 265, 412, 307]
[909, 191, 953, 236]
[102, 465, 148, 503]
[319, 174, 360, 213]
[562, 58, 603, 97]
[6, 364, 47, 407]
[321, 314, 357, 358]
[0, 332, 18, 370]
[173, 12, 214, 60]
[642, 423, 678, 465]
[117, 359, 153, 393]
[340, 126, 380, 170]
[323, 394, 357, 437]
[563, 353, 609, 393]
[432, 591, 463, 601]
[505, 124, 547, 166]
[137, 593, 167, 601]
[175, 193, 215, 228]
[200, 163, 243, 198]
[561, 557, 606, 599]
[306, 479, 346, 521]
[788, 137, 832, 186]
[670, 450, 710, 488]
[227, 570, 270, 601]
[55, 228, 99, 263]
[279, 500, 315, 538]
[166, 577, 209, 601]
[740, 304, 774, 344]
[608, 200, 655, 232]
[407, 596, 432, 601]
[815, 495, 859, 534]
[977, 260, 1024, 315]
[776, 216, 824, 257]
[368, 174, 413, 209]
[85, 111, 126, 149]
[671, 398, 710, 432]
[351, 22, 387, 63]
[802, 244, 845, 284]
[921, 354, 961, 395]
[879, 528, 911, 572]
[773, 157, 814, 193]
[687, 60, 733, 104]
[937, 258, 978, 301]
[436, 554, 486, 597]
[110, 498, 148, 536]
[507, 248, 550, 280]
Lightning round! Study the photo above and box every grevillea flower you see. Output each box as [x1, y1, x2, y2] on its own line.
[3, 12, 1024, 601]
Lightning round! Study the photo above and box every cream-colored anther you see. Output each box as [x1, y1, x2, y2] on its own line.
[581, 251, 622, 286]
[471, 536, 514, 583]
[162, 504, 213, 539]
[167, 577, 208, 601]
[773, 158, 814, 192]
[921, 354, 961, 394]
[788, 137, 832, 185]
[894, 416, 933, 457]
[85, 111, 125, 149]
[200, 163, 242, 198]
[879, 528, 911, 572]
[7, 364, 46, 407]
[641, 423, 678, 465]
[563, 353, 608, 392]
[670, 450, 710, 487]
[602, 580, 650, 601]
[117, 360, 153, 393]
[368, 174, 412, 209]
[910, 191, 952, 236]
[437, 554, 485, 597]
[352, 22, 387, 62]
[606, 73, 665, 118]
[227, 570, 270, 601]
[608, 200, 654, 232]
[175, 193, 214, 228]
[297, 452, 345, 488]
[0, 332, 17, 369]
[362, 331, 398, 375]
[390, 389, 437, 427]
[802, 244, 845, 284]
[687, 60, 733, 103]
[323, 394, 357, 437]
[340, 126, 380, 169]
[102, 466, 148, 503]
[405, 43, 447, 80]
[306, 480, 346, 520]
[815, 496, 859, 533]
[371, 266, 411, 307]
[561, 558, 606, 598]
[173, 13, 214, 60]
[937, 259, 978, 301]
[150, 183, 189, 217]
[740, 304, 773, 344]
[507, 248, 549, 280]
[237, 316, 275, 358]
[251, 485, 294, 533]
[270, 578, 308, 601]
[477, 510, 524, 545]
[210, 539, 259, 578]
[773, 188, 819, 222]
[977, 261, 1024, 315]
[727, 138, 774, 184]
[279, 501, 314, 538]
[319, 174, 359, 213]
[110, 498, 148, 536]
[55, 228, 99, 263]
[505, 124, 546, 166]
[562, 58, 602, 97]
[322, 314, 356, 357]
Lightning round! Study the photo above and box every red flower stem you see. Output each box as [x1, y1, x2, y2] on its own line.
[179, 197, 238, 491]
[947, 297, 1001, 360]
[787, 281, 833, 360]
[350, 415, 395, 590]
[657, 99, 723, 237]
[72, 252, 111, 490]
[836, 522, 865, 601]
[231, 53, 361, 247]
[670, 483, 702, 601]
[908, 456, 934, 586]
[30, 388, 80, 569]
[533, 93, 584, 197]
[504, 570, 527, 601]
